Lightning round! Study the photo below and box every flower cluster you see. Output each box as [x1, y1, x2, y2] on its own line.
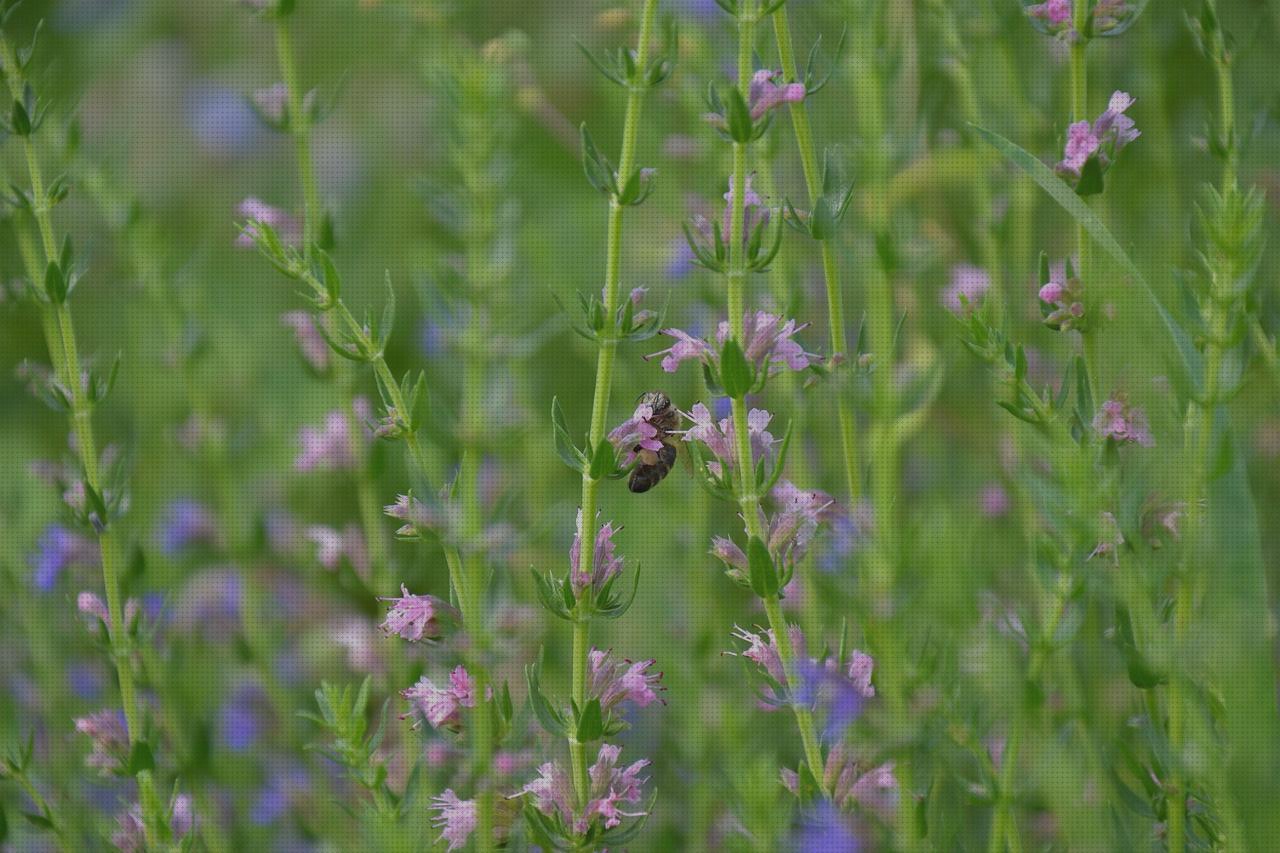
[587, 647, 665, 711]
[378, 584, 456, 642]
[569, 508, 625, 597]
[113, 794, 195, 853]
[941, 263, 992, 315]
[74, 709, 129, 774]
[236, 197, 301, 248]
[1056, 91, 1140, 190]
[782, 744, 898, 820]
[1092, 395, 1154, 447]
[683, 402, 778, 479]
[712, 481, 837, 580]
[1037, 260, 1087, 331]
[649, 310, 818, 378]
[1025, 0, 1139, 41]
[515, 743, 651, 835]
[704, 69, 805, 134]
[295, 401, 372, 472]
[401, 666, 485, 731]
[606, 399, 667, 466]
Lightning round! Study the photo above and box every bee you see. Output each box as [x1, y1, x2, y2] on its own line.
[628, 391, 679, 494]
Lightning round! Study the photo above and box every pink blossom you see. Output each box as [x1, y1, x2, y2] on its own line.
[730, 624, 805, 686]
[681, 403, 778, 478]
[1026, 0, 1074, 37]
[649, 310, 817, 378]
[607, 401, 665, 460]
[378, 584, 455, 642]
[1058, 121, 1100, 177]
[941, 263, 992, 314]
[980, 483, 1012, 518]
[430, 790, 478, 851]
[281, 311, 330, 372]
[516, 744, 651, 835]
[1092, 396, 1154, 446]
[1056, 92, 1140, 182]
[401, 666, 481, 731]
[295, 408, 363, 472]
[1038, 260, 1087, 330]
[588, 648, 665, 711]
[236, 197, 301, 248]
[569, 509, 626, 596]
[75, 709, 129, 774]
[748, 69, 807, 119]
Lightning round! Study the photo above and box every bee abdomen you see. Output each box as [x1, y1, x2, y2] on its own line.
[628, 442, 677, 493]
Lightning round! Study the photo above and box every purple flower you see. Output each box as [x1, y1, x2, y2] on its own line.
[431, 790, 478, 851]
[236, 197, 301, 248]
[29, 524, 98, 591]
[720, 173, 770, 238]
[588, 648, 665, 711]
[794, 800, 861, 852]
[218, 683, 265, 752]
[1092, 395, 1154, 446]
[402, 666, 483, 731]
[1056, 91, 1140, 184]
[281, 311, 331, 372]
[156, 499, 218, 555]
[941, 263, 991, 314]
[75, 709, 129, 774]
[187, 84, 261, 156]
[515, 744, 651, 835]
[570, 509, 626, 597]
[378, 584, 455, 642]
[730, 624, 805, 686]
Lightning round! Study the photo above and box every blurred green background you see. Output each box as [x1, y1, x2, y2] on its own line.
[2, 0, 1279, 849]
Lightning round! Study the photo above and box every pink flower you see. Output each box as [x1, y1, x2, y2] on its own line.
[515, 744, 651, 835]
[681, 403, 778, 478]
[295, 408, 365, 472]
[113, 794, 194, 853]
[1038, 259, 1087, 330]
[569, 509, 626, 597]
[1056, 92, 1140, 183]
[281, 311, 330, 372]
[941, 263, 991, 314]
[1026, 0, 1074, 37]
[1092, 396, 1154, 446]
[430, 790, 478, 851]
[649, 311, 817, 378]
[236, 197, 301, 248]
[748, 69, 807, 119]
[401, 666, 482, 731]
[847, 650, 876, 698]
[588, 648, 665, 711]
[75, 709, 129, 774]
[607, 401, 665, 460]
[378, 584, 455, 642]
[980, 483, 1012, 518]
[730, 624, 806, 686]
[307, 524, 369, 579]
[1058, 121, 1100, 177]
[704, 71, 805, 133]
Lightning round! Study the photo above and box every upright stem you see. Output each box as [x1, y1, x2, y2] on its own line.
[568, 0, 660, 812]
[723, 0, 829, 795]
[274, 17, 321, 258]
[0, 33, 165, 845]
[769, 8, 861, 502]
[1068, 20, 1099, 392]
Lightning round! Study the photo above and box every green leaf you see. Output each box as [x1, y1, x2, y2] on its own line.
[525, 663, 567, 737]
[44, 260, 66, 303]
[551, 397, 586, 473]
[1075, 155, 1105, 197]
[21, 811, 53, 830]
[724, 86, 754, 143]
[589, 439, 617, 481]
[973, 124, 1201, 396]
[125, 741, 155, 775]
[719, 338, 754, 399]
[746, 536, 778, 599]
[576, 698, 604, 742]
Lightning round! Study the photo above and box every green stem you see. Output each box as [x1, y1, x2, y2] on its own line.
[769, 7, 861, 502]
[567, 0, 660, 816]
[723, 0, 829, 796]
[1068, 19, 1100, 394]
[0, 32, 165, 846]
[274, 16, 321, 258]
